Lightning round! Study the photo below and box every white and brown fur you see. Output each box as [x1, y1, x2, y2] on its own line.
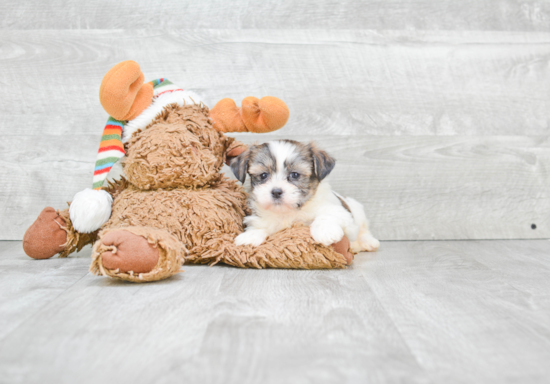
[230, 140, 379, 252]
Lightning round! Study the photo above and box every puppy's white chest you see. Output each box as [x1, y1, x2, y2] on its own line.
[273, 210, 316, 230]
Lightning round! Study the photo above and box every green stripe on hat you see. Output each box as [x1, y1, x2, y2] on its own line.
[95, 156, 123, 167]
[100, 134, 124, 142]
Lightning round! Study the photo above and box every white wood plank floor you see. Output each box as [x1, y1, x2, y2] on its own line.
[1, 240, 549, 384]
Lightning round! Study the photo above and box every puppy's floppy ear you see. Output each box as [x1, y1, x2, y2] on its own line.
[309, 143, 336, 181]
[230, 147, 252, 184]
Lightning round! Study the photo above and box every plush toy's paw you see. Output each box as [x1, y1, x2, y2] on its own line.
[210, 96, 289, 133]
[235, 229, 268, 247]
[310, 221, 344, 246]
[331, 236, 354, 265]
[23, 207, 68, 259]
[99, 230, 160, 274]
[91, 227, 185, 282]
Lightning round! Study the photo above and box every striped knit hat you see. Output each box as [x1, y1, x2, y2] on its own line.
[69, 62, 206, 234]
[92, 78, 185, 190]
[93, 117, 125, 189]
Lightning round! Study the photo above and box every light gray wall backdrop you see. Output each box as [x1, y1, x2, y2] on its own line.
[1, 1, 549, 241]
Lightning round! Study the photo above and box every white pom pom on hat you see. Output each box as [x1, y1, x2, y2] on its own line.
[69, 189, 113, 233]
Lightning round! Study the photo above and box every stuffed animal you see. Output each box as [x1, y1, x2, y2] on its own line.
[22, 61, 352, 282]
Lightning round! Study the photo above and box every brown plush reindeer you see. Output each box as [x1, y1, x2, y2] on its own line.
[23, 61, 352, 282]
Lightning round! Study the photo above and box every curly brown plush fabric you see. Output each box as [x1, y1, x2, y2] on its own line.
[196, 224, 347, 269]
[57, 207, 98, 258]
[103, 177, 247, 247]
[123, 104, 231, 190]
[23, 103, 348, 281]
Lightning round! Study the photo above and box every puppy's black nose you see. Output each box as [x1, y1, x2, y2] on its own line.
[271, 188, 283, 199]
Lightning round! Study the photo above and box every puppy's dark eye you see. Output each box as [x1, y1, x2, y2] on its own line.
[260, 173, 269, 180]
[290, 172, 300, 179]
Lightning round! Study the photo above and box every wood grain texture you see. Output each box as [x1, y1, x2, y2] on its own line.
[3, 134, 549, 241]
[0, 246, 91, 340]
[1, 0, 549, 31]
[0, 241, 19, 254]
[1, 30, 549, 137]
[0, 249, 425, 384]
[355, 239, 550, 383]
[1, 134, 97, 240]
[1, 239, 550, 383]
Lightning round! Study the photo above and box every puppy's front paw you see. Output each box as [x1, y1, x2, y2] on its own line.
[235, 229, 268, 247]
[310, 222, 344, 246]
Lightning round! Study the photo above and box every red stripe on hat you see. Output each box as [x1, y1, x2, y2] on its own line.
[156, 89, 184, 97]
[98, 145, 125, 154]
[93, 167, 111, 176]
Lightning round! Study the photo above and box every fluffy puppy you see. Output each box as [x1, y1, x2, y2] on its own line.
[230, 140, 379, 253]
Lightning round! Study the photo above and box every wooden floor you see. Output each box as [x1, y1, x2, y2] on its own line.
[1, 240, 549, 383]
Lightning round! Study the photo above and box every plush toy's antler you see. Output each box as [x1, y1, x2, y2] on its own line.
[100, 60, 288, 133]
[99, 61, 154, 121]
[210, 96, 289, 133]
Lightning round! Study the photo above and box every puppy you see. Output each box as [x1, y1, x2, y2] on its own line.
[230, 140, 379, 253]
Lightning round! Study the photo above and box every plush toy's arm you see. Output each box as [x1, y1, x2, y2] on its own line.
[331, 235, 354, 265]
[210, 96, 289, 134]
